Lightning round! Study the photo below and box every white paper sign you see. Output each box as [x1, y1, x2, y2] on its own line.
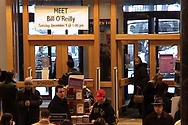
[35, 6, 89, 30]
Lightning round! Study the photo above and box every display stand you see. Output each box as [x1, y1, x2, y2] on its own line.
[67, 75, 91, 124]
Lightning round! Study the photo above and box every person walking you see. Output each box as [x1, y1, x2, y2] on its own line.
[129, 56, 149, 116]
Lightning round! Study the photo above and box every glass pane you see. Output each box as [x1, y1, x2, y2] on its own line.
[157, 45, 178, 80]
[68, 46, 79, 70]
[26, 0, 93, 35]
[126, 44, 134, 78]
[127, 20, 148, 34]
[68, 46, 89, 78]
[138, 40, 150, 74]
[122, 1, 180, 12]
[100, 0, 111, 81]
[35, 45, 56, 96]
[158, 19, 180, 34]
[35, 46, 56, 79]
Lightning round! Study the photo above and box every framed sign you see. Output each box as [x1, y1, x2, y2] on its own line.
[35, 6, 89, 30]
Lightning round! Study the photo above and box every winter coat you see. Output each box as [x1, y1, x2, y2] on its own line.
[48, 95, 71, 120]
[0, 81, 18, 122]
[89, 99, 116, 125]
[58, 68, 81, 86]
[144, 111, 174, 125]
[16, 88, 43, 125]
[134, 63, 149, 91]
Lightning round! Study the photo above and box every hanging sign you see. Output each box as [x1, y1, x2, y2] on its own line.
[35, 6, 89, 30]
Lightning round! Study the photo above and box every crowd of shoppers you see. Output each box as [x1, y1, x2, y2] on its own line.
[0, 55, 181, 125]
[126, 56, 178, 125]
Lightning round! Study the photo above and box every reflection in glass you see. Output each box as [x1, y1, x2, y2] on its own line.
[125, 44, 134, 78]
[122, 1, 180, 12]
[158, 19, 180, 34]
[99, 20, 111, 81]
[127, 20, 148, 34]
[68, 46, 89, 78]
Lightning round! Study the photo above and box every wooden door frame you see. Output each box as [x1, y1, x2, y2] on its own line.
[116, 34, 180, 108]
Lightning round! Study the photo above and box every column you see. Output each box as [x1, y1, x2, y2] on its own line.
[180, 0, 188, 124]
[0, 0, 8, 70]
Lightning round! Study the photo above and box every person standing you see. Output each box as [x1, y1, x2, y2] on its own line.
[58, 60, 81, 86]
[16, 77, 43, 125]
[32, 110, 55, 125]
[89, 89, 116, 125]
[48, 85, 71, 120]
[144, 97, 174, 125]
[130, 56, 149, 116]
[0, 71, 18, 124]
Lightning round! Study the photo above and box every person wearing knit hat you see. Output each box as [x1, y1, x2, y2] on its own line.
[89, 89, 116, 125]
[16, 77, 43, 125]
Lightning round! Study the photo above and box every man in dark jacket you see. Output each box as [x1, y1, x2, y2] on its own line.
[144, 97, 174, 125]
[58, 60, 81, 86]
[16, 78, 43, 125]
[89, 89, 116, 125]
[48, 85, 71, 120]
[0, 71, 18, 124]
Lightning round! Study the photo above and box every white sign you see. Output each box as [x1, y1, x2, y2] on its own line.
[35, 6, 88, 30]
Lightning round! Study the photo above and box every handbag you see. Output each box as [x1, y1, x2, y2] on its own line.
[133, 88, 144, 103]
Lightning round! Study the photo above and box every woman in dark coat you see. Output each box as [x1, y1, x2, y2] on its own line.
[130, 56, 149, 116]
[0, 71, 18, 124]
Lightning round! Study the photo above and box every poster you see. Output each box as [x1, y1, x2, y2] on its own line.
[159, 54, 174, 73]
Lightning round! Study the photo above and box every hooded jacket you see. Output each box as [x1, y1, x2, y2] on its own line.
[89, 98, 116, 125]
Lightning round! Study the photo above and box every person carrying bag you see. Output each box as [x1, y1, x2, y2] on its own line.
[133, 86, 144, 104]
